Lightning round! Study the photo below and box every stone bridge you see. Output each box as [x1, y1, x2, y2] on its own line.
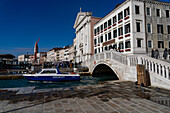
[83, 50, 170, 90]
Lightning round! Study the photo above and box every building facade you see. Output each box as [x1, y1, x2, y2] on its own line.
[46, 48, 62, 62]
[145, 0, 170, 56]
[74, 9, 101, 64]
[93, 0, 170, 56]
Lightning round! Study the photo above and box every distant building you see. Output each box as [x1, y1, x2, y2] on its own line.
[74, 9, 101, 64]
[39, 52, 47, 64]
[18, 55, 29, 64]
[28, 55, 34, 64]
[46, 48, 62, 62]
[0, 54, 15, 69]
[68, 44, 74, 62]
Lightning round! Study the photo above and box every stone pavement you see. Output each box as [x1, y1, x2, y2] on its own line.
[0, 81, 170, 113]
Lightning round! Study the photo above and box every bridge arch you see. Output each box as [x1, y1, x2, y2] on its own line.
[92, 62, 119, 79]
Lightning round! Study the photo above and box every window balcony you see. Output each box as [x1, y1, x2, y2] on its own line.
[125, 34, 130, 37]
[97, 44, 100, 46]
[125, 49, 131, 52]
[118, 36, 123, 39]
[108, 26, 111, 29]
[118, 20, 123, 24]
[120, 50, 124, 52]
[104, 28, 107, 31]
[100, 31, 103, 33]
[124, 16, 130, 20]
[112, 23, 116, 27]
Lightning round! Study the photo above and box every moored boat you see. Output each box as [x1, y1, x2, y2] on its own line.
[23, 68, 80, 82]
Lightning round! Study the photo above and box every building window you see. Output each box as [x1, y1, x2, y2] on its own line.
[125, 40, 131, 48]
[168, 25, 170, 34]
[136, 22, 141, 32]
[113, 29, 117, 38]
[98, 48, 100, 53]
[125, 23, 130, 34]
[148, 40, 152, 48]
[105, 34, 107, 41]
[158, 41, 164, 48]
[94, 39, 97, 45]
[100, 25, 103, 31]
[147, 23, 151, 33]
[146, 7, 151, 16]
[94, 49, 97, 54]
[113, 16, 117, 24]
[119, 42, 124, 49]
[156, 9, 160, 17]
[100, 36, 103, 43]
[124, 7, 130, 17]
[157, 24, 163, 34]
[118, 11, 123, 21]
[104, 22, 107, 29]
[166, 10, 169, 18]
[98, 37, 100, 43]
[108, 32, 111, 40]
[137, 39, 142, 47]
[97, 27, 100, 33]
[94, 29, 97, 35]
[135, 5, 140, 14]
[169, 42, 170, 48]
[109, 45, 112, 50]
[118, 27, 123, 36]
[108, 19, 111, 27]
[113, 44, 117, 49]
[105, 46, 108, 51]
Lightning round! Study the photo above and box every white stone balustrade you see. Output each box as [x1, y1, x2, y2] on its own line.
[85, 50, 170, 89]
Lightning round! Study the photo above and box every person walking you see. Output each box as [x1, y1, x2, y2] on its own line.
[163, 48, 168, 59]
[151, 49, 155, 58]
[168, 49, 170, 59]
[155, 49, 159, 59]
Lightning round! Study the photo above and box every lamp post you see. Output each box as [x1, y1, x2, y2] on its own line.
[74, 46, 77, 72]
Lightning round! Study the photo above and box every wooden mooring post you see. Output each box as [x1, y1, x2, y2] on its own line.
[137, 64, 151, 87]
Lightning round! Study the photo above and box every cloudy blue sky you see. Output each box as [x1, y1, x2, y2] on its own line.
[0, 0, 169, 57]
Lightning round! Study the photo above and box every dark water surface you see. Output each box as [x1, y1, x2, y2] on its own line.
[0, 75, 117, 89]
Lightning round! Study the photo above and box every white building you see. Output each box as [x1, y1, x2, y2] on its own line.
[69, 39, 76, 63]
[94, 0, 170, 55]
[46, 48, 62, 62]
[18, 55, 29, 63]
[74, 9, 101, 64]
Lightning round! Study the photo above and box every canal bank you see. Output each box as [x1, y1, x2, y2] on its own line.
[0, 81, 170, 113]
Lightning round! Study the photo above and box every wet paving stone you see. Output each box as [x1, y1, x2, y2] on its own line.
[0, 81, 170, 113]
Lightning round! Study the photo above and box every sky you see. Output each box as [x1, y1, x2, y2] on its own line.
[0, 0, 169, 57]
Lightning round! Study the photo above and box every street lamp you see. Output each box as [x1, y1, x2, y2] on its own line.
[74, 46, 77, 72]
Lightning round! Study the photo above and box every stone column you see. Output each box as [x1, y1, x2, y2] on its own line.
[162, 66, 165, 78]
[151, 62, 156, 72]
[159, 64, 161, 76]
[155, 63, 157, 73]
[138, 57, 142, 64]
[166, 66, 169, 79]
[145, 60, 147, 70]
[148, 61, 151, 72]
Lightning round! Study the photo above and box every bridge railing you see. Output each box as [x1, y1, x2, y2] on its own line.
[85, 50, 170, 81]
[139, 56, 170, 80]
[94, 50, 128, 65]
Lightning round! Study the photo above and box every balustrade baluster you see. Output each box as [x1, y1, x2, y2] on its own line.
[162, 66, 165, 78]
[159, 64, 161, 76]
[166, 67, 169, 80]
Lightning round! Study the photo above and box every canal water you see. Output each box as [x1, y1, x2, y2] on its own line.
[0, 75, 117, 89]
